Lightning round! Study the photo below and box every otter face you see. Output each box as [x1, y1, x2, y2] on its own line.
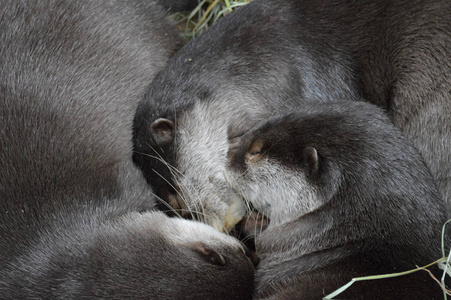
[134, 93, 271, 232]
[226, 117, 323, 227]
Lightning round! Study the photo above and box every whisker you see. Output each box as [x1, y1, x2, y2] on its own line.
[149, 169, 193, 220]
[270, 96, 299, 117]
[177, 208, 223, 225]
[134, 145, 197, 221]
[135, 149, 185, 178]
[144, 154, 193, 216]
[171, 173, 197, 221]
[148, 189, 182, 219]
[241, 234, 256, 244]
[256, 210, 268, 252]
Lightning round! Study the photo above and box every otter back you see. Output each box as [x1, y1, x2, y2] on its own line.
[0, 1, 254, 298]
[227, 101, 449, 299]
[133, 0, 451, 231]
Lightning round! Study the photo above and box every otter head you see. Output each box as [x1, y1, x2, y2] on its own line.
[226, 115, 329, 227]
[133, 90, 271, 232]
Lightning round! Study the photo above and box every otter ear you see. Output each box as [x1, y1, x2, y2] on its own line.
[303, 147, 319, 178]
[192, 242, 226, 266]
[150, 118, 174, 147]
[245, 139, 264, 162]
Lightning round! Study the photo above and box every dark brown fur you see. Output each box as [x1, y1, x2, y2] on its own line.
[0, 1, 254, 298]
[228, 101, 449, 299]
[133, 0, 451, 231]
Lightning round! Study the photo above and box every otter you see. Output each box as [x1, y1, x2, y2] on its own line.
[133, 0, 451, 231]
[0, 1, 254, 298]
[227, 100, 449, 299]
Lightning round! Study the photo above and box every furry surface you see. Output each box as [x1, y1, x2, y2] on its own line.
[227, 100, 449, 299]
[133, 0, 451, 231]
[0, 1, 254, 298]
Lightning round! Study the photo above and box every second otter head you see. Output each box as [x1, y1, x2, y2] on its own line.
[226, 114, 336, 227]
[225, 101, 399, 228]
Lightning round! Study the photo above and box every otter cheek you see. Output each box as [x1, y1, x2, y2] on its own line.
[252, 200, 272, 217]
[241, 182, 272, 217]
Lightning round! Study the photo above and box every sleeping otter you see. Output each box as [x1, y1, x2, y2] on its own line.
[133, 0, 451, 231]
[0, 1, 254, 298]
[227, 100, 449, 299]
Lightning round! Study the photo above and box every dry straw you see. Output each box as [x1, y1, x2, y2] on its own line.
[324, 220, 451, 299]
[171, 0, 252, 39]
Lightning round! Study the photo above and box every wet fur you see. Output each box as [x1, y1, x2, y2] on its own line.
[0, 1, 254, 298]
[227, 101, 449, 299]
[133, 0, 451, 230]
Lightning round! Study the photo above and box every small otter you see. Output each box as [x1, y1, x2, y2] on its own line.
[133, 0, 451, 232]
[227, 101, 449, 299]
[0, 1, 254, 298]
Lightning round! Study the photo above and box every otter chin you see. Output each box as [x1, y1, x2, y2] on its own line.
[226, 100, 449, 299]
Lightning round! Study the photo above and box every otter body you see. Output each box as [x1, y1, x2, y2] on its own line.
[227, 101, 449, 299]
[0, 1, 253, 298]
[133, 0, 451, 230]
